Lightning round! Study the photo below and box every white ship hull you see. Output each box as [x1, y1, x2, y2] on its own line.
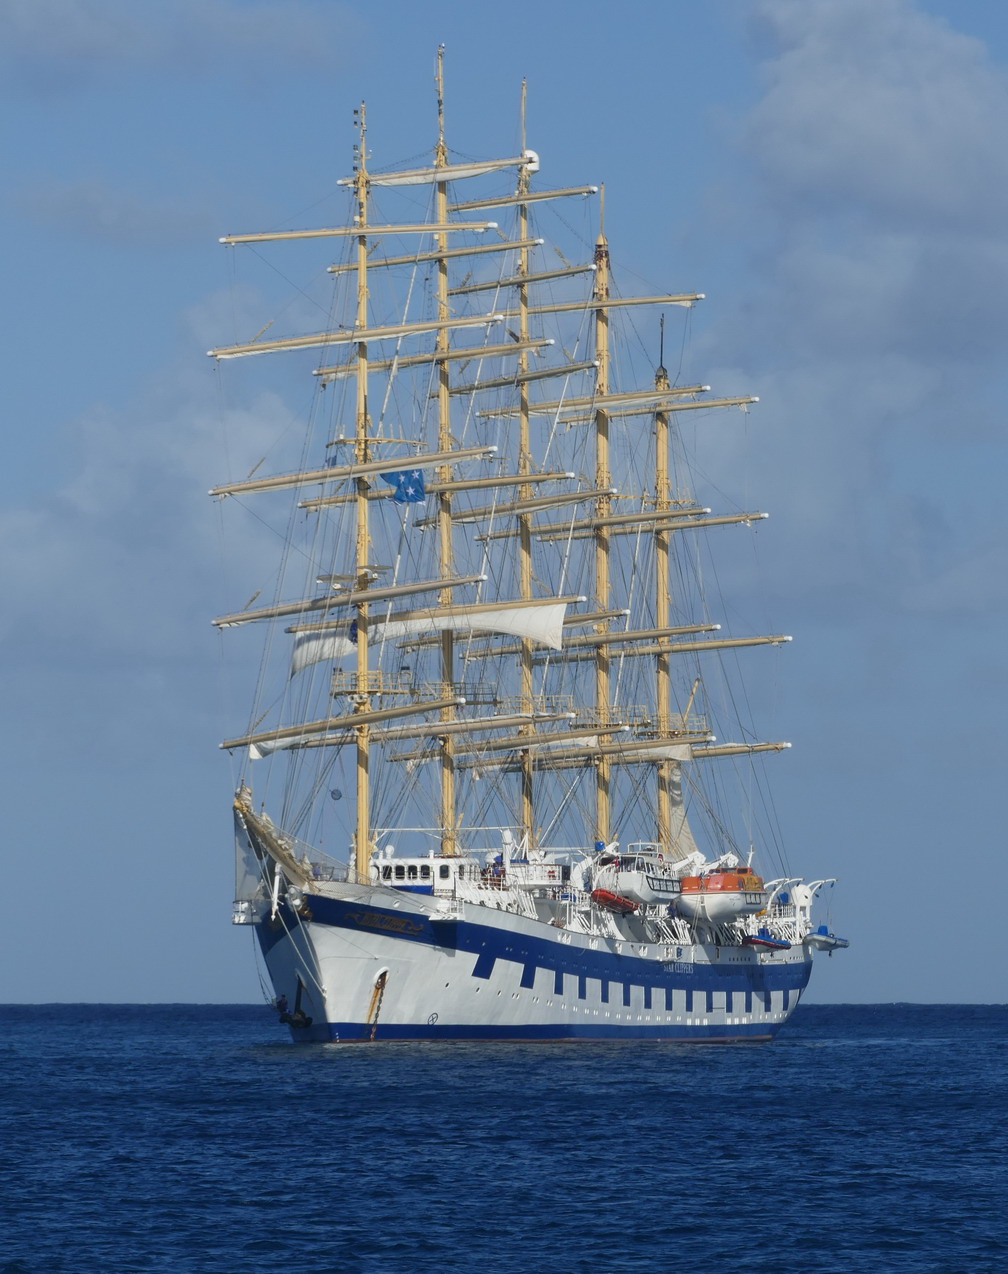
[249, 881, 813, 1043]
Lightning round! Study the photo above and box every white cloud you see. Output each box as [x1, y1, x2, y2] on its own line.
[701, 0, 1008, 621]
[16, 178, 215, 246]
[747, 0, 1008, 234]
[0, 0, 356, 92]
[738, 0, 1008, 370]
[0, 306, 291, 665]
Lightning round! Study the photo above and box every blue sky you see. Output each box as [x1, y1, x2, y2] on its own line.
[3, 0, 1006, 1004]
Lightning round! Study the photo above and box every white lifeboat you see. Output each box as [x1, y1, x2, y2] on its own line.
[591, 851, 682, 904]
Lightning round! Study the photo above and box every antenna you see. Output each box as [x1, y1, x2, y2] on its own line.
[657, 313, 667, 378]
[351, 101, 368, 214]
[435, 44, 447, 166]
[518, 78, 530, 196]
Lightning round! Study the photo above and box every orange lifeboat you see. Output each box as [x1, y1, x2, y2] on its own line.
[590, 889, 639, 915]
[675, 871, 767, 923]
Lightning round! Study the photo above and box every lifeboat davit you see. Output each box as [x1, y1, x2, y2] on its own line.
[674, 871, 767, 923]
[590, 889, 639, 915]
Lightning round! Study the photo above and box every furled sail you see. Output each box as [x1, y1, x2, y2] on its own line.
[338, 151, 539, 187]
[290, 600, 570, 674]
[666, 761, 702, 861]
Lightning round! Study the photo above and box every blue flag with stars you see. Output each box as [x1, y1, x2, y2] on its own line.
[380, 468, 426, 504]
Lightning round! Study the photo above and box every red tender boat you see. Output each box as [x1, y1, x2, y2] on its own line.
[591, 889, 639, 914]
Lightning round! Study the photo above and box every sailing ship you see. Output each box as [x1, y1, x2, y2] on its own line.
[215, 53, 847, 1042]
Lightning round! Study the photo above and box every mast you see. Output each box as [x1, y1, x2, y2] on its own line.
[654, 317, 675, 852]
[593, 187, 613, 845]
[517, 77, 536, 848]
[434, 47, 459, 856]
[352, 103, 373, 882]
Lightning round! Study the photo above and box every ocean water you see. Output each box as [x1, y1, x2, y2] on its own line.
[1, 1004, 1004, 1274]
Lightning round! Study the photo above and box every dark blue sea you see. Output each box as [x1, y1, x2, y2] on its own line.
[2, 1004, 1004, 1273]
